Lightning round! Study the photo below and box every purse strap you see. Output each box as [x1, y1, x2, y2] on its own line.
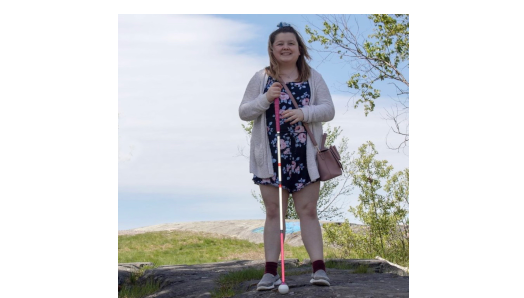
[276, 76, 325, 151]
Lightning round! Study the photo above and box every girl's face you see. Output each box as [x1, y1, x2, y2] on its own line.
[272, 32, 300, 66]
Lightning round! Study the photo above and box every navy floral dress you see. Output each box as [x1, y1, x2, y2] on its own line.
[253, 76, 317, 193]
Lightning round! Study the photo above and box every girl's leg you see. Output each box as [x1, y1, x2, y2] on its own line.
[260, 184, 289, 263]
[292, 181, 323, 262]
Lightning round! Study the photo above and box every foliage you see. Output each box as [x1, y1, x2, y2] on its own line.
[323, 141, 409, 266]
[246, 123, 354, 220]
[241, 120, 253, 136]
[305, 14, 409, 150]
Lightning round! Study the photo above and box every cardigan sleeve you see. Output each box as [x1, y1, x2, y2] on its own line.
[239, 71, 271, 121]
[301, 71, 335, 123]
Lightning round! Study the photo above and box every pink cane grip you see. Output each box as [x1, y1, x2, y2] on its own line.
[274, 98, 280, 132]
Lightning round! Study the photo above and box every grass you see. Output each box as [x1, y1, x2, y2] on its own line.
[325, 260, 371, 273]
[119, 230, 263, 265]
[119, 278, 161, 298]
[119, 230, 312, 266]
[353, 264, 370, 274]
[325, 260, 356, 270]
[118, 265, 161, 298]
[210, 267, 264, 297]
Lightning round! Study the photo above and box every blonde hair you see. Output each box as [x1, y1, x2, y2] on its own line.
[265, 25, 312, 82]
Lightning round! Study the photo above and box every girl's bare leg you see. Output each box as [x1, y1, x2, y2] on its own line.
[292, 181, 323, 261]
[260, 184, 289, 262]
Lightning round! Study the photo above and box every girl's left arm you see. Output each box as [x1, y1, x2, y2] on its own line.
[300, 74, 335, 123]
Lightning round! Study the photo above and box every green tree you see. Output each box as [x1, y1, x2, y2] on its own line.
[241, 122, 354, 220]
[323, 141, 409, 265]
[305, 14, 409, 151]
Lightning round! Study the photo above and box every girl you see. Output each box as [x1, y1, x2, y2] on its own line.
[239, 22, 335, 290]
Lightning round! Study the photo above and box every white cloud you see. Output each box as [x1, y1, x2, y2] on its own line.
[118, 15, 268, 198]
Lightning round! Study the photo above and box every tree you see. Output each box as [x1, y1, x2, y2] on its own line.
[323, 141, 409, 265]
[305, 14, 409, 151]
[240, 122, 355, 220]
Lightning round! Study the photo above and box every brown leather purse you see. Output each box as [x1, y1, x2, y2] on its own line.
[277, 77, 343, 181]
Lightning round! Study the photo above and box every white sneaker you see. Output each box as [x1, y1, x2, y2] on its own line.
[310, 269, 331, 286]
[256, 273, 282, 291]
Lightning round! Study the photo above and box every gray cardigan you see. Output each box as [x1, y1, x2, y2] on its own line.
[239, 68, 335, 181]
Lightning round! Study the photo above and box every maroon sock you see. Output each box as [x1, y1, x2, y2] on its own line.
[312, 260, 326, 273]
[265, 262, 278, 276]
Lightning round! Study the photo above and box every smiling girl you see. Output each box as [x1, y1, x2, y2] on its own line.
[239, 22, 335, 290]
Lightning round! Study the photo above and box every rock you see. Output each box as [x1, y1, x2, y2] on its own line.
[231, 267, 408, 298]
[136, 260, 267, 298]
[118, 259, 408, 298]
[118, 262, 154, 285]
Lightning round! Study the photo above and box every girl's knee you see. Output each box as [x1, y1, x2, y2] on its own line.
[296, 204, 318, 220]
[265, 205, 281, 220]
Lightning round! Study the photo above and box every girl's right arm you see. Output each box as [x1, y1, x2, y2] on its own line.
[239, 72, 271, 121]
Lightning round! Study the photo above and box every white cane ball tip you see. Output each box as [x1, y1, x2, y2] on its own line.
[278, 284, 289, 294]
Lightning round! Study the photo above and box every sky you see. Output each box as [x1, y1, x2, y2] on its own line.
[118, 14, 409, 230]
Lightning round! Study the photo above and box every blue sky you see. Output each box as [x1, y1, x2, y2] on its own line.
[118, 14, 409, 230]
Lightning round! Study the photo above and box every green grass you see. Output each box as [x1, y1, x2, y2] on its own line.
[353, 264, 370, 274]
[119, 230, 311, 266]
[325, 260, 355, 270]
[119, 265, 161, 298]
[210, 267, 264, 297]
[325, 260, 371, 273]
[119, 278, 161, 298]
[286, 245, 309, 262]
[119, 230, 265, 265]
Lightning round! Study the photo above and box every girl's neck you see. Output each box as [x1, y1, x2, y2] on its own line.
[279, 64, 298, 74]
[278, 65, 299, 81]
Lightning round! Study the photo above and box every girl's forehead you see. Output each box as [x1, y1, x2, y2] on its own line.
[274, 32, 297, 42]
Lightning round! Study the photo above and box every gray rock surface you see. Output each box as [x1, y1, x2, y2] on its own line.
[119, 259, 408, 298]
[118, 262, 154, 286]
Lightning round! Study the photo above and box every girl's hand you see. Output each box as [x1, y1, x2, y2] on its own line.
[282, 109, 304, 125]
[265, 82, 283, 103]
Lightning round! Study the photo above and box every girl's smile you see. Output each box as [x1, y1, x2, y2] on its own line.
[272, 33, 300, 65]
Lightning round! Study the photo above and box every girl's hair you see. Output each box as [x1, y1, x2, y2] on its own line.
[265, 24, 312, 82]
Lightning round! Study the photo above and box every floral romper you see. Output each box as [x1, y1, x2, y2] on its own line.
[253, 76, 317, 193]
